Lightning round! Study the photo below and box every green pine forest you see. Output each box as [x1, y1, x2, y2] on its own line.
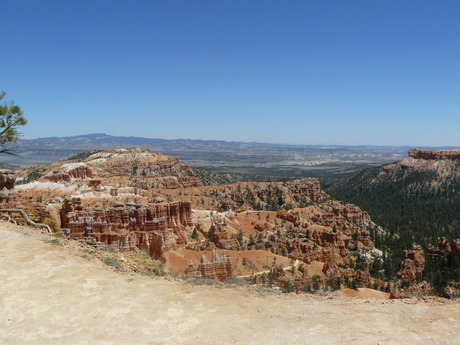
[326, 163, 460, 296]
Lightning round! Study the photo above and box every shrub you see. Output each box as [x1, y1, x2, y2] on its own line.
[101, 257, 122, 270]
[186, 278, 219, 286]
[224, 278, 246, 286]
[43, 238, 61, 246]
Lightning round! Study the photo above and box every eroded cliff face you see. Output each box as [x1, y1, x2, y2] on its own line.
[185, 249, 233, 281]
[261, 199, 384, 291]
[397, 245, 426, 284]
[41, 166, 93, 182]
[391, 148, 460, 177]
[13, 149, 390, 286]
[328, 148, 460, 296]
[181, 178, 321, 213]
[408, 149, 460, 160]
[60, 198, 192, 260]
[31, 148, 202, 189]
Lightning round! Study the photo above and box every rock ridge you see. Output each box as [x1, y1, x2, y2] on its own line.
[408, 148, 460, 160]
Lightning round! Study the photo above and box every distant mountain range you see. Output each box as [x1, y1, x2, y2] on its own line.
[2, 134, 458, 174]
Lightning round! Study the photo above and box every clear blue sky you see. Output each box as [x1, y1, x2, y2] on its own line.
[2, 0, 459, 146]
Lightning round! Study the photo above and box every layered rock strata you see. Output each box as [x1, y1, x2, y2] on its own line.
[34, 148, 202, 189]
[185, 249, 233, 281]
[408, 148, 460, 160]
[60, 198, 192, 259]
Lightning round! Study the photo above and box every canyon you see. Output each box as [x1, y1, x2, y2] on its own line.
[2, 146, 460, 345]
[328, 148, 460, 297]
[2, 147, 459, 297]
[5, 148, 390, 291]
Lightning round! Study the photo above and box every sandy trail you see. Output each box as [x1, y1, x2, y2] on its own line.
[1, 223, 459, 345]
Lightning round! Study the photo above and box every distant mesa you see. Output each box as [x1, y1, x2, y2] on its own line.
[408, 148, 460, 160]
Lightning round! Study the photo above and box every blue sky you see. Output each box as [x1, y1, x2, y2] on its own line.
[1, 0, 459, 146]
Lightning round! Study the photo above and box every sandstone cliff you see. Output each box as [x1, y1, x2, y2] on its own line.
[185, 249, 233, 281]
[397, 244, 426, 285]
[60, 197, 192, 260]
[29, 148, 203, 189]
[408, 148, 460, 160]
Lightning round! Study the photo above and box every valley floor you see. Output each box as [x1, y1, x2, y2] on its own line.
[1, 223, 459, 345]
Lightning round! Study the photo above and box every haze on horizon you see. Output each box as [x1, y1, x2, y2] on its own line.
[2, 1, 459, 147]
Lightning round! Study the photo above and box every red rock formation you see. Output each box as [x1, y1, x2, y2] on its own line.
[0, 190, 20, 208]
[208, 224, 240, 250]
[60, 198, 192, 258]
[408, 148, 460, 160]
[275, 204, 374, 259]
[41, 171, 71, 183]
[82, 149, 202, 188]
[445, 282, 460, 299]
[68, 166, 93, 179]
[254, 178, 321, 205]
[289, 178, 321, 204]
[41, 166, 93, 182]
[397, 244, 425, 285]
[276, 210, 301, 227]
[0, 170, 16, 190]
[330, 204, 371, 227]
[88, 179, 101, 191]
[186, 249, 233, 281]
[34, 149, 203, 191]
[221, 178, 321, 211]
[254, 222, 271, 232]
[428, 237, 460, 260]
[150, 229, 177, 261]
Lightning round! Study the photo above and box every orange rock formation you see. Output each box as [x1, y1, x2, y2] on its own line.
[185, 249, 233, 281]
[60, 198, 192, 259]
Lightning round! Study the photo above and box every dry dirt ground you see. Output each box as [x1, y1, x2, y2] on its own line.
[1, 223, 459, 345]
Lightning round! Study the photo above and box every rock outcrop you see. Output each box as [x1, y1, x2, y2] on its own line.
[60, 198, 192, 259]
[185, 249, 233, 281]
[428, 237, 460, 259]
[397, 244, 425, 285]
[0, 170, 16, 190]
[390, 281, 432, 299]
[208, 178, 321, 212]
[283, 178, 321, 204]
[196, 249, 233, 281]
[408, 148, 460, 161]
[445, 282, 460, 299]
[0, 170, 19, 208]
[34, 149, 203, 189]
[208, 224, 241, 250]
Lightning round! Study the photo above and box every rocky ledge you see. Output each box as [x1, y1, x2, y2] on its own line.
[408, 148, 460, 160]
